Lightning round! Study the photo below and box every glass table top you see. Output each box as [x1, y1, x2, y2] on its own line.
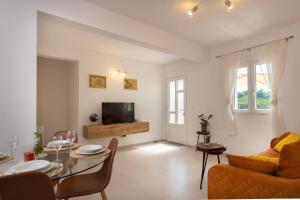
[0, 146, 110, 181]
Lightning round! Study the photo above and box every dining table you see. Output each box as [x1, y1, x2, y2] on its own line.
[0, 144, 110, 181]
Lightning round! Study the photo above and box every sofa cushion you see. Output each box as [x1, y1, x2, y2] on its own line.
[227, 154, 277, 175]
[271, 132, 291, 148]
[258, 148, 280, 158]
[274, 132, 300, 152]
[249, 155, 279, 166]
[277, 140, 300, 179]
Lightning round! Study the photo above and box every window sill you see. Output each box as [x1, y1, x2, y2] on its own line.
[234, 110, 271, 115]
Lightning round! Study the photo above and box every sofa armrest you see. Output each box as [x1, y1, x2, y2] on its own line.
[208, 164, 300, 199]
[270, 137, 278, 148]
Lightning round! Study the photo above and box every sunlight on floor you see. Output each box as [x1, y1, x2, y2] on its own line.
[74, 142, 213, 199]
[134, 143, 181, 155]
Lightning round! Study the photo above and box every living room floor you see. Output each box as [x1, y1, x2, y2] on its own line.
[73, 142, 227, 200]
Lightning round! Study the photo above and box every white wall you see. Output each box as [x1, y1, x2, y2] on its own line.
[213, 22, 300, 137]
[0, 0, 205, 147]
[37, 57, 78, 143]
[0, 2, 36, 147]
[1, 0, 300, 153]
[162, 60, 227, 149]
[38, 40, 164, 147]
[163, 22, 300, 155]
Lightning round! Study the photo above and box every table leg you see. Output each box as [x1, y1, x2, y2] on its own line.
[217, 154, 220, 164]
[195, 135, 200, 151]
[51, 179, 59, 188]
[200, 152, 208, 190]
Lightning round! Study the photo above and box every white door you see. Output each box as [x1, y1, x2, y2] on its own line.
[167, 77, 187, 144]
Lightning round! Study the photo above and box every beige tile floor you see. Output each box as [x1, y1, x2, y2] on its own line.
[73, 142, 227, 200]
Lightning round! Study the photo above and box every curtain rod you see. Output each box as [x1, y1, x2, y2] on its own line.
[215, 35, 294, 59]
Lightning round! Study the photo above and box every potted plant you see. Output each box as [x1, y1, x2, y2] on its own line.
[198, 114, 213, 133]
[34, 126, 44, 156]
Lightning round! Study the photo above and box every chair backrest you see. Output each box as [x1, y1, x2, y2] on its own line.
[98, 138, 118, 189]
[53, 130, 78, 143]
[0, 172, 56, 200]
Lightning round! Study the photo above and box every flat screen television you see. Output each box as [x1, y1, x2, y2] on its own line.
[102, 102, 135, 125]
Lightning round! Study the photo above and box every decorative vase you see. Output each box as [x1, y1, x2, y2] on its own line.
[89, 113, 99, 123]
[34, 126, 44, 156]
[201, 125, 208, 133]
[204, 134, 211, 145]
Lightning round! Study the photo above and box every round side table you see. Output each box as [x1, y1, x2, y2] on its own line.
[196, 142, 227, 189]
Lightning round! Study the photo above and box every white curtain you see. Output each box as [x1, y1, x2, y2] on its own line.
[254, 39, 288, 135]
[223, 50, 248, 135]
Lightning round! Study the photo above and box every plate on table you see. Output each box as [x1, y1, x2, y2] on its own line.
[40, 164, 53, 173]
[76, 145, 105, 155]
[47, 140, 70, 148]
[78, 145, 103, 153]
[0, 152, 7, 159]
[6, 160, 51, 174]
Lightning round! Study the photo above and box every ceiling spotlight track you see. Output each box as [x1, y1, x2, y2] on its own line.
[187, 5, 199, 17]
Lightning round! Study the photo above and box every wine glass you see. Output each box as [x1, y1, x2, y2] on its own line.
[66, 130, 76, 154]
[52, 136, 63, 163]
[8, 135, 19, 161]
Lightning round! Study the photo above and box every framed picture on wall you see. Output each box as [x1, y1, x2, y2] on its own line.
[124, 78, 137, 90]
[89, 75, 106, 89]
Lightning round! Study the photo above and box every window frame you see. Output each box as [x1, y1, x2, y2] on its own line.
[233, 61, 272, 114]
[254, 63, 272, 113]
[167, 77, 186, 125]
[233, 65, 251, 113]
[168, 80, 176, 124]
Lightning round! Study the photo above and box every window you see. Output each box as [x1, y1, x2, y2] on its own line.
[234, 67, 249, 110]
[234, 62, 272, 112]
[255, 64, 272, 110]
[168, 81, 176, 124]
[177, 92, 184, 124]
[168, 78, 185, 125]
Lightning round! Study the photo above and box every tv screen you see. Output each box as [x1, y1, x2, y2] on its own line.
[102, 102, 135, 125]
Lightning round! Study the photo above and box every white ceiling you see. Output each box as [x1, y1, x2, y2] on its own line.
[85, 0, 300, 47]
[37, 13, 177, 64]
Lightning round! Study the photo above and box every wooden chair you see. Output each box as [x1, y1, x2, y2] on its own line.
[0, 172, 56, 200]
[56, 138, 118, 200]
[53, 130, 78, 143]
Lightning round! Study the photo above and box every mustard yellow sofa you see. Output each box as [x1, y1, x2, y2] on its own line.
[208, 133, 300, 199]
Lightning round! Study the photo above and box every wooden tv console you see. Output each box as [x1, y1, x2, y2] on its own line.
[83, 121, 149, 139]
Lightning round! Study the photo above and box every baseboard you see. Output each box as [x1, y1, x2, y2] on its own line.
[164, 140, 196, 148]
[117, 139, 167, 151]
[117, 139, 198, 151]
